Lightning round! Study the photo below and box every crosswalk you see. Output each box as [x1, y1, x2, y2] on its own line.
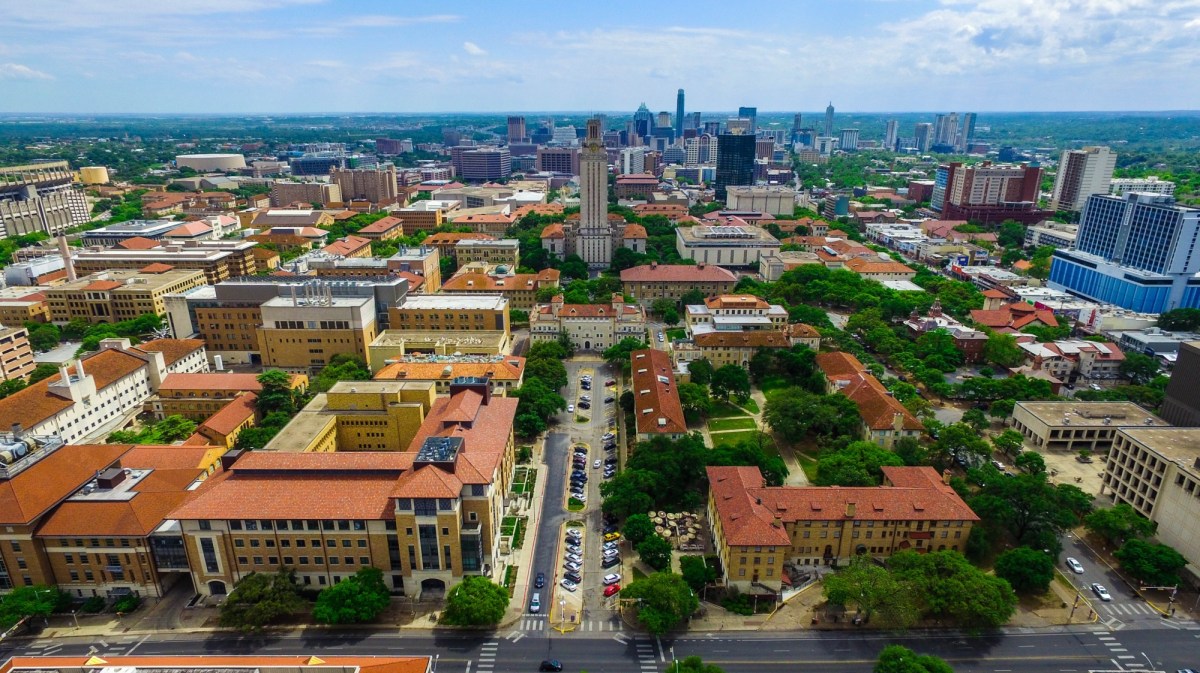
[23, 635, 142, 658]
[476, 639, 499, 673]
[515, 614, 622, 632]
[635, 639, 659, 673]
[1100, 602, 1161, 616]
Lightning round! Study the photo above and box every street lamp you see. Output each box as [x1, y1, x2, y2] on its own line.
[671, 646, 678, 673]
[559, 598, 566, 632]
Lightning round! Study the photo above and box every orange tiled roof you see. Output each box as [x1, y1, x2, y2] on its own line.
[394, 271, 425, 292]
[423, 232, 495, 246]
[139, 263, 175, 273]
[200, 393, 259, 436]
[0, 655, 430, 673]
[358, 216, 404, 234]
[165, 221, 212, 237]
[114, 237, 162, 250]
[630, 349, 686, 436]
[540, 222, 565, 239]
[0, 349, 148, 433]
[704, 294, 769, 310]
[844, 257, 914, 274]
[321, 235, 372, 256]
[374, 357, 525, 382]
[815, 351, 866, 381]
[442, 272, 549, 292]
[970, 303, 1058, 331]
[34, 445, 216, 537]
[0, 444, 130, 525]
[785, 323, 821, 339]
[620, 264, 737, 283]
[135, 338, 205, 365]
[513, 203, 564, 217]
[84, 280, 122, 291]
[160, 372, 264, 392]
[623, 223, 648, 239]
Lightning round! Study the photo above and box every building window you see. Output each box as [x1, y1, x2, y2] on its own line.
[200, 538, 219, 573]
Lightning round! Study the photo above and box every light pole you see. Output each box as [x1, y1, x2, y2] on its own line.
[671, 646, 678, 673]
[559, 598, 566, 632]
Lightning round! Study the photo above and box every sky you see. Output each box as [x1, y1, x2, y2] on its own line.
[0, 0, 1198, 114]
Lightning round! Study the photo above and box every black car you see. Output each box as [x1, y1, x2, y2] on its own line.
[534, 572, 545, 588]
[564, 571, 582, 583]
[539, 660, 563, 672]
[564, 535, 581, 544]
[601, 556, 621, 569]
[604, 396, 615, 403]
[603, 524, 618, 534]
[578, 401, 591, 409]
[604, 457, 618, 465]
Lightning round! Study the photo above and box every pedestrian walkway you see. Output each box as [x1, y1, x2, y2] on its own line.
[634, 638, 659, 673]
[1099, 602, 1160, 616]
[476, 639, 499, 673]
[512, 614, 621, 633]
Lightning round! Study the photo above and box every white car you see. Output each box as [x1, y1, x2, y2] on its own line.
[565, 553, 583, 564]
[560, 579, 578, 592]
[564, 561, 582, 572]
[1091, 583, 1112, 601]
[567, 404, 575, 413]
[593, 459, 602, 469]
[603, 573, 622, 585]
[1066, 557, 1084, 574]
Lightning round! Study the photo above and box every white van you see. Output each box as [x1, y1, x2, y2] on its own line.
[530, 592, 541, 613]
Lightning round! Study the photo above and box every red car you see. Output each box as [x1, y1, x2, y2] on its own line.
[603, 584, 621, 597]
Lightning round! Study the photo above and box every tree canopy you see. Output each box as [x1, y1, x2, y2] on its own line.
[994, 547, 1055, 594]
[636, 533, 673, 571]
[313, 567, 390, 624]
[874, 645, 955, 673]
[603, 337, 649, 374]
[219, 569, 307, 632]
[815, 441, 904, 486]
[1084, 503, 1157, 546]
[441, 576, 509, 625]
[763, 387, 862, 444]
[1114, 539, 1187, 587]
[823, 557, 920, 628]
[621, 572, 699, 635]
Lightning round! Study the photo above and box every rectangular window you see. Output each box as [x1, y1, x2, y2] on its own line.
[200, 538, 219, 573]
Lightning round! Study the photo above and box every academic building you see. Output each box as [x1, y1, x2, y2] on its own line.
[707, 465, 978, 594]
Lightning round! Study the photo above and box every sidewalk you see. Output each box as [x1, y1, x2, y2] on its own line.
[494, 433, 551, 629]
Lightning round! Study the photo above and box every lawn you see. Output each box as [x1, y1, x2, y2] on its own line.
[567, 497, 586, 511]
[666, 328, 687, 341]
[707, 417, 758, 432]
[711, 430, 777, 455]
[795, 450, 819, 483]
[709, 402, 752, 419]
[510, 467, 537, 495]
[758, 376, 791, 394]
[738, 398, 760, 414]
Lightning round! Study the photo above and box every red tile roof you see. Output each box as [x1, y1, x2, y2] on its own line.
[165, 221, 212, 237]
[139, 263, 176, 273]
[321, 235, 372, 256]
[159, 372, 263, 392]
[200, 393, 259, 436]
[693, 331, 791, 349]
[623, 223, 648, 239]
[630, 349, 686, 436]
[844, 257, 915, 275]
[0, 349, 148, 433]
[970, 302, 1059, 331]
[136, 338, 205, 365]
[816, 351, 922, 432]
[707, 465, 977, 547]
[358, 216, 405, 234]
[540, 222, 564, 239]
[620, 263, 737, 283]
[423, 232, 495, 246]
[0, 444, 131, 525]
[84, 280, 123, 291]
[115, 237, 162, 250]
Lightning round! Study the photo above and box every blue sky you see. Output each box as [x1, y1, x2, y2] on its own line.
[0, 0, 1197, 113]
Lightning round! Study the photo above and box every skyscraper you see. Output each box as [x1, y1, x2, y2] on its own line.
[932, 113, 959, 151]
[792, 113, 803, 143]
[578, 118, 613, 268]
[884, 120, 899, 151]
[1050, 193, 1200, 312]
[506, 116, 526, 143]
[914, 123, 933, 152]
[738, 106, 758, 135]
[1051, 146, 1117, 212]
[633, 104, 653, 142]
[689, 112, 701, 132]
[824, 102, 835, 137]
[714, 132, 756, 202]
[676, 89, 685, 139]
[958, 112, 977, 152]
[838, 129, 860, 152]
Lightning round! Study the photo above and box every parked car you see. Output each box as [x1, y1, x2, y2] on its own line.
[535, 572, 546, 588]
[604, 584, 621, 597]
[565, 553, 583, 564]
[559, 579, 577, 592]
[603, 541, 619, 551]
[563, 561, 582, 572]
[602, 432, 615, 441]
[1066, 557, 1085, 574]
[1092, 583, 1112, 601]
[603, 573, 622, 585]
[578, 401, 591, 409]
[604, 396, 615, 403]
[602, 556, 621, 569]
[564, 571, 582, 583]
[605, 379, 615, 386]
[603, 524, 619, 534]
[604, 532, 622, 542]
[566, 545, 582, 555]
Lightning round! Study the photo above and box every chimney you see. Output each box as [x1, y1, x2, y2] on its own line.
[650, 261, 658, 269]
[893, 411, 904, 432]
[772, 515, 782, 528]
[10, 423, 22, 438]
[75, 358, 86, 379]
[942, 469, 952, 485]
[845, 502, 856, 518]
[58, 363, 71, 382]
[57, 235, 76, 282]
[697, 263, 705, 270]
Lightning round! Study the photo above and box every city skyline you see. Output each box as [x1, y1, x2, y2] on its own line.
[1, 0, 1198, 114]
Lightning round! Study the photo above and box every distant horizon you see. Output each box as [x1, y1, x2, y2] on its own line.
[1, 1, 1196, 114]
[2, 110, 1199, 118]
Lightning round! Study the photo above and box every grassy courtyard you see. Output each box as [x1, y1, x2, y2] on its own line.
[707, 417, 759, 432]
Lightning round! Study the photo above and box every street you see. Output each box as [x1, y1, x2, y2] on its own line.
[3, 623, 1199, 673]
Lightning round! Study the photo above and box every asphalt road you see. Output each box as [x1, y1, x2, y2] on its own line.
[4, 623, 1198, 673]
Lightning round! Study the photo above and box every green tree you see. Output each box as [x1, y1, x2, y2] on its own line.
[219, 569, 307, 632]
[651, 298, 677, 317]
[256, 370, 299, 416]
[622, 514, 656, 545]
[524, 356, 569, 391]
[687, 358, 714, 386]
[621, 572, 699, 635]
[1114, 539, 1187, 587]
[26, 362, 59, 384]
[991, 429, 1025, 457]
[156, 414, 198, 442]
[994, 547, 1055, 594]
[969, 471, 1091, 555]
[527, 339, 570, 361]
[313, 567, 390, 624]
[874, 645, 955, 673]
[989, 398, 1016, 419]
[673, 656, 726, 673]
[678, 556, 717, 595]
[1119, 351, 1159, 385]
[764, 388, 862, 444]
[677, 382, 713, 422]
[1157, 307, 1200, 331]
[706, 439, 790, 486]
[559, 254, 588, 280]
[823, 557, 920, 628]
[0, 379, 26, 400]
[890, 550, 1017, 628]
[441, 576, 509, 626]
[600, 469, 659, 519]
[997, 220, 1027, 249]
[680, 289, 707, 308]
[603, 337, 648, 374]
[311, 354, 371, 394]
[914, 329, 964, 372]
[1013, 451, 1046, 475]
[928, 422, 990, 470]
[710, 365, 751, 403]
[1085, 504, 1158, 546]
[513, 378, 567, 437]
[816, 441, 904, 486]
[636, 533, 673, 571]
[0, 585, 65, 629]
[962, 408, 989, 432]
[983, 332, 1026, 368]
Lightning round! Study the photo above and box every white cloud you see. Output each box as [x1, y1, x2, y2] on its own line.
[462, 41, 487, 56]
[344, 14, 460, 28]
[0, 63, 52, 80]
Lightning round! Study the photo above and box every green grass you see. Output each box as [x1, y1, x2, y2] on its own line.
[666, 328, 687, 341]
[566, 519, 585, 528]
[739, 398, 760, 414]
[709, 402, 752, 419]
[576, 415, 589, 423]
[512, 517, 527, 549]
[567, 498, 586, 511]
[510, 467, 536, 495]
[707, 417, 758, 432]
[503, 565, 519, 596]
[758, 376, 792, 394]
[795, 451, 819, 483]
[632, 567, 648, 580]
[711, 430, 776, 453]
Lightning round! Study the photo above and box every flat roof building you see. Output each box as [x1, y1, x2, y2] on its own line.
[374, 354, 525, 396]
[675, 224, 780, 268]
[1011, 401, 1169, 454]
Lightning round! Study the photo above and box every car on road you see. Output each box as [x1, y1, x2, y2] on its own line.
[530, 592, 541, 613]
[535, 572, 546, 588]
[1066, 557, 1084, 574]
[559, 579, 577, 592]
[604, 532, 622, 542]
[564, 571, 582, 583]
[1091, 583, 1112, 601]
[593, 459, 602, 468]
[657, 332, 664, 342]
[567, 404, 574, 413]
[604, 584, 621, 597]
[539, 661, 563, 672]
[603, 573, 622, 585]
